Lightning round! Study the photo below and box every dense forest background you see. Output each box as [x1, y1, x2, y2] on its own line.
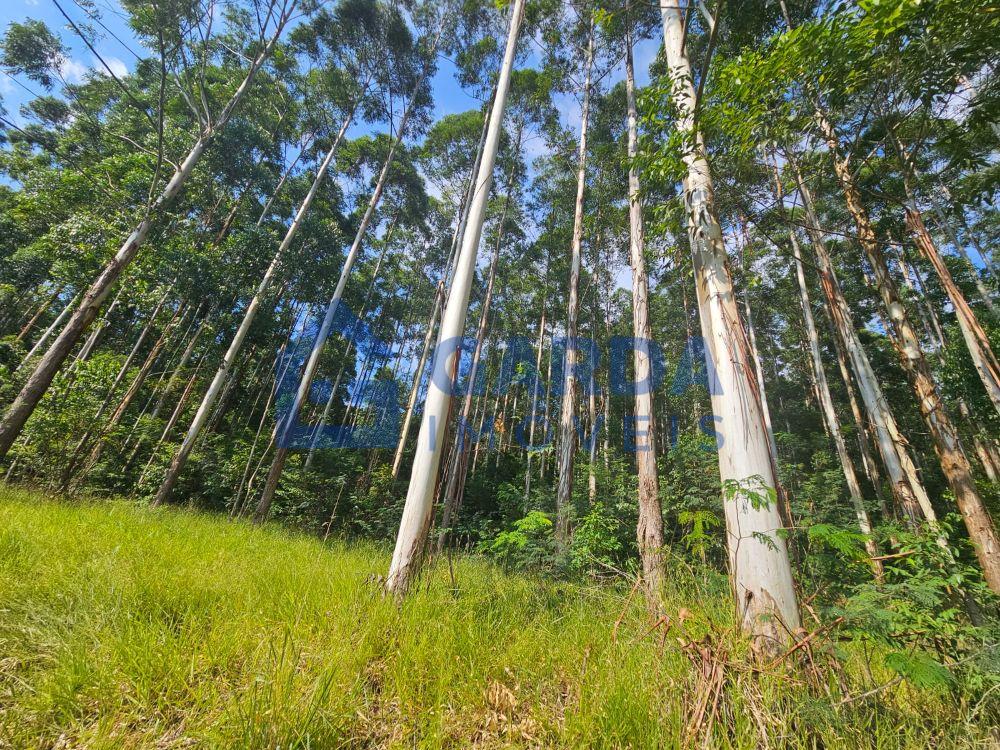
[1, 0, 999, 738]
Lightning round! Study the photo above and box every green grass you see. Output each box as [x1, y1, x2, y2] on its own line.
[0, 486, 992, 748]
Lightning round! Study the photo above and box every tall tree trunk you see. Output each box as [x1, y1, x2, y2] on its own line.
[766, 155, 881, 573]
[791, 229, 882, 576]
[555, 21, 595, 544]
[523, 309, 547, 506]
[304, 230, 395, 471]
[0, 6, 294, 460]
[254, 76, 427, 521]
[789, 155, 932, 528]
[660, 1, 800, 644]
[815, 112, 1000, 591]
[437, 190, 509, 553]
[625, 31, 665, 607]
[152, 98, 357, 507]
[385, 0, 525, 597]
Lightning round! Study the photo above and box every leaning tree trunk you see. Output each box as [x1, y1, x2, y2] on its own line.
[791, 228, 882, 576]
[385, 0, 525, 597]
[625, 31, 665, 608]
[767, 155, 881, 574]
[437, 181, 511, 553]
[816, 111, 1000, 591]
[152, 97, 357, 507]
[660, 1, 800, 644]
[555, 21, 595, 544]
[789, 154, 932, 528]
[0, 5, 295, 460]
[254, 79, 427, 521]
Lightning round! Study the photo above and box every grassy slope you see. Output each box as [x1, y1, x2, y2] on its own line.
[0, 487, 990, 749]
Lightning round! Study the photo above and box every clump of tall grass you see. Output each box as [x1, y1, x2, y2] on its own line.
[0, 487, 994, 748]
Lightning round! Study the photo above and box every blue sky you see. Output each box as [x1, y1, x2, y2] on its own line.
[1, 1, 661, 133]
[1, 0, 663, 294]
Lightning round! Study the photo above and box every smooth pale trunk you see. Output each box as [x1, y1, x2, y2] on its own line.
[660, 1, 800, 643]
[437, 205, 506, 552]
[231, 306, 305, 515]
[388, 101, 494, 481]
[304, 238, 394, 470]
[816, 112, 1000, 591]
[254, 94, 419, 521]
[555, 24, 595, 543]
[898, 247, 946, 350]
[791, 160, 933, 527]
[385, 0, 525, 597]
[392, 283, 444, 479]
[0, 11, 291, 460]
[522, 309, 547, 506]
[626, 34, 665, 604]
[152, 104, 355, 507]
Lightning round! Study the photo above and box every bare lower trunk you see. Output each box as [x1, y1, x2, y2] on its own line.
[555, 23, 595, 544]
[385, 0, 525, 597]
[437, 174, 512, 552]
[661, 2, 800, 644]
[626, 32, 665, 609]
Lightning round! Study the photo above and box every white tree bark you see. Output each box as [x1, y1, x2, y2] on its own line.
[153, 102, 356, 506]
[626, 31, 665, 606]
[555, 21, 595, 543]
[254, 81, 427, 520]
[660, 1, 800, 644]
[385, 0, 525, 597]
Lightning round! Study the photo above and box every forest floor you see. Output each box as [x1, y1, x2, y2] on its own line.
[0, 486, 994, 749]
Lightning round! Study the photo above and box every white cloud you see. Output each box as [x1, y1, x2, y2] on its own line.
[59, 58, 89, 83]
[97, 55, 129, 79]
[56, 54, 129, 86]
[0, 75, 13, 95]
[25, 0, 40, 6]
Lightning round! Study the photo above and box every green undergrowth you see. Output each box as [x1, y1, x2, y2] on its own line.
[0, 487, 995, 748]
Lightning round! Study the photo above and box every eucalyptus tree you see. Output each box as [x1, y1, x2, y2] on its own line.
[0, 0, 300, 459]
[386, 0, 527, 597]
[648, 0, 801, 643]
[153, 0, 412, 506]
[253, 9, 439, 520]
[537, 1, 599, 544]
